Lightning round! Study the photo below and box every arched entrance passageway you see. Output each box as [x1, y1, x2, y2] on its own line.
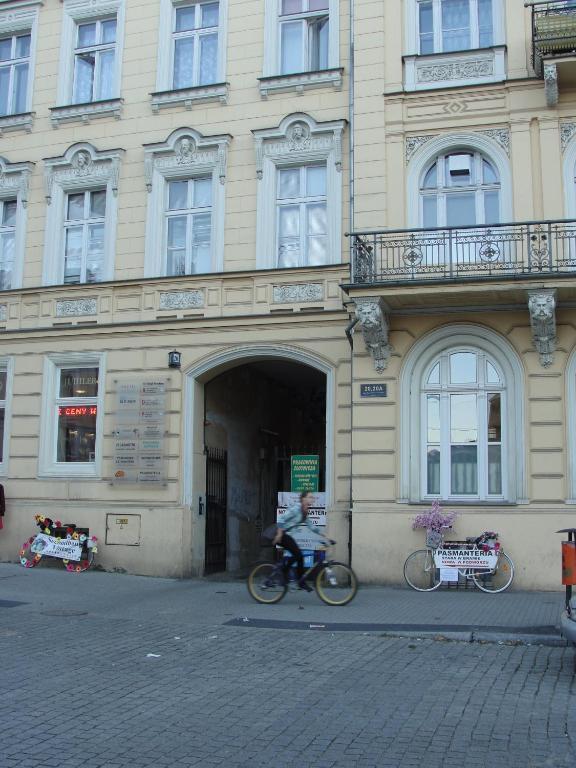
[184, 347, 333, 576]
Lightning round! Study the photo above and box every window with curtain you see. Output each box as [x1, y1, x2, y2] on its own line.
[418, 0, 493, 54]
[0, 198, 16, 290]
[63, 190, 106, 284]
[423, 349, 504, 499]
[72, 17, 117, 103]
[420, 151, 500, 228]
[165, 177, 212, 275]
[276, 164, 328, 267]
[0, 32, 30, 115]
[172, 2, 219, 88]
[279, 0, 329, 74]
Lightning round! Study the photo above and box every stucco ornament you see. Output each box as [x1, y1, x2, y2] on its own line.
[544, 63, 559, 108]
[528, 289, 557, 368]
[72, 150, 93, 176]
[354, 297, 393, 373]
[176, 136, 197, 164]
[288, 122, 311, 152]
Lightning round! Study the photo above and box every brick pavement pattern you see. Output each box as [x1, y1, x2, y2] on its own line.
[0, 565, 574, 768]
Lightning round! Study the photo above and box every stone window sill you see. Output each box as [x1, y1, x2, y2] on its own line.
[403, 46, 506, 91]
[50, 98, 123, 127]
[150, 83, 229, 112]
[258, 68, 344, 99]
[0, 112, 34, 135]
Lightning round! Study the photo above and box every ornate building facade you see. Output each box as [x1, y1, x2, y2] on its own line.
[0, 0, 574, 588]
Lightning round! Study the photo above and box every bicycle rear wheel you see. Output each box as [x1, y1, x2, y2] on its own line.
[472, 552, 514, 593]
[247, 563, 287, 604]
[315, 562, 358, 605]
[403, 549, 442, 591]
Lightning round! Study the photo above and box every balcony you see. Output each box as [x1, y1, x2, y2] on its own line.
[345, 219, 576, 309]
[529, 1, 576, 105]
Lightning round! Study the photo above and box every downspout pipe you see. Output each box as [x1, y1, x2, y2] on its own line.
[345, 315, 358, 567]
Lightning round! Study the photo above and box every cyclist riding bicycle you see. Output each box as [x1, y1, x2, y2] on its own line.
[273, 490, 332, 592]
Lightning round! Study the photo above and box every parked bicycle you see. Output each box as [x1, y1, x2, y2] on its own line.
[247, 543, 358, 606]
[404, 530, 514, 593]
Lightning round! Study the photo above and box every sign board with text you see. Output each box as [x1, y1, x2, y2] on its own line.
[290, 455, 320, 492]
[111, 379, 167, 484]
[433, 548, 498, 570]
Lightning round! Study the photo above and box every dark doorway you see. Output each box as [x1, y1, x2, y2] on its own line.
[204, 446, 227, 574]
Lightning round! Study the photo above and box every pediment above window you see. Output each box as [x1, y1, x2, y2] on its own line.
[252, 113, 346, 179]
[143, 128, 232, 190]
[43, 143, 125, 203]
[0, 155, 34, 207]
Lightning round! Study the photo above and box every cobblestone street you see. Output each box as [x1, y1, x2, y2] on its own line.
[1, 566, 575, 768]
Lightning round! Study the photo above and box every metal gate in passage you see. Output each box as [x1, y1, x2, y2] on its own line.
[204, 447, 227, 574]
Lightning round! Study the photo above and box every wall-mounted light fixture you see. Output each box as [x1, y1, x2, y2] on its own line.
[168, 349, 181, 369]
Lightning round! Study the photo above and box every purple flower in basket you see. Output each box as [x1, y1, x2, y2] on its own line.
[412, 500, 457, 533]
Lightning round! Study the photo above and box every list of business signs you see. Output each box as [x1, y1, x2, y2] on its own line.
[112, 380, 167, 485]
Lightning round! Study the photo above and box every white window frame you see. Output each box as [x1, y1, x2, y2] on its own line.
[419, 150, 501, 228]
[0, 155, 32, 290]
[0, 356, 13, 476]
[407, 133, 512, 229]
[406, 0, 504, 56]
[0, 1, 40, 132]
[164, 176, 213, 276]
[156, 0, 227, 91]
[57, 0, 125, 107]
[144, 128, 230, 277]
[63, 188, 107, 285]
[254, 114, 344, 270]
[399, 324, 525, 504]
[0, 30, 31, 115]
[43, 144, 123, 286]
[276, 164, 328, 268]
[277, 0, 329, 74]
[39, 352, 105, 479]
[420, 348, 506, 502]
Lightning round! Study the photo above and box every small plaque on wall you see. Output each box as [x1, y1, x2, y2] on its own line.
[360, 383, 387, 398]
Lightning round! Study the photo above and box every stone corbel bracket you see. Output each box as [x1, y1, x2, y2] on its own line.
[528, 289, 557, 368]
[354, 297, 393, 373]
[544, 62, 559, 108]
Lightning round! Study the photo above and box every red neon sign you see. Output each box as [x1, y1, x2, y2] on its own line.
[58, 406, 97, 417]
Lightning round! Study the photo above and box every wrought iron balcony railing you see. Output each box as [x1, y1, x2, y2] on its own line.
[530, 1, 576, 74]
[348, 219, 576, 286]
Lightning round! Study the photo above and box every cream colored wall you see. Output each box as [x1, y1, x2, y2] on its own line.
[3, 0, 351, 284]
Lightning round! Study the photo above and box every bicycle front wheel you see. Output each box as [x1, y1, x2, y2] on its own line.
[404, 549, 442, 591]
[247, 563, 287, 604]
[315, 562, 358, 605]
[472, 552, 514, 593]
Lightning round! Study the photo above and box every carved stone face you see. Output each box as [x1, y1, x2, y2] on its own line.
[529, 295, 554, 320]
[179, 138, 193, 156]
[356, 302, 380, 328]
[76, 152, 88, 167]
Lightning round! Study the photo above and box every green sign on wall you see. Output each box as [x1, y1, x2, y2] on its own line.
[291, 455, 320, 492]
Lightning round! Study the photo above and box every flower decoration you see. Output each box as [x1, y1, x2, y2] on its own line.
[19, 517, 97, 572]
[412, 500, 458, 533]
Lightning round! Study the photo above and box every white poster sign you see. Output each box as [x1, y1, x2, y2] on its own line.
[31, 534, 83, 562]
[433, 548, 498, 569]
[276, 492, 326, 550]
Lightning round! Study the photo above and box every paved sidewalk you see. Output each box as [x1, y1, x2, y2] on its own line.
[0, 562, 567, 645]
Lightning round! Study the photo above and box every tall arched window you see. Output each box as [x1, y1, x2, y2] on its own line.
[400, 325, 525, 504]
[423, 348, 504, 499]
[420, 150, 500, 228]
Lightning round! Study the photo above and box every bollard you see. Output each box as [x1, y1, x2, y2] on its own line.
[557, 529, 576, 610]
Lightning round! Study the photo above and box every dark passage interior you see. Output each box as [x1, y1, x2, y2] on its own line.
[203, 360, 326, 573]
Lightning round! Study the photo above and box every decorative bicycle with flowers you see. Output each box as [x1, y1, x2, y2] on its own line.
[19, 515, 98, 572]
[403, 502, 514, 593]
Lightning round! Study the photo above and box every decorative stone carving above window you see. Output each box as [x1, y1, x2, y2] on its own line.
[273, 283, 324, 304]
[150, 83, 229, 113]
[479, 128, 510, 157]
[528, 289, 557, 368]
[405, 134, 438, 164]
[354, 297, 393, 374]
[561, 122, 576, 152]
[0, 112, 35, 135]
[253, 113, 345, 180]
[159, 290, 205, 310]
[43, 143, 124, 204]
[259, 69, 343, 99]
[404, 47, 506, 92]
[55, 298, 97, 317]
[544, 63, 559, 108]
[144, 128, 232, 191]
[0, 155, 33, 207]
